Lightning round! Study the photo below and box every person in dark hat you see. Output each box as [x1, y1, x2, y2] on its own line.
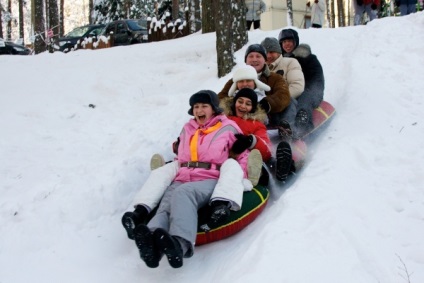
[278, 28, 325, 137]
[122, 90, 250, 269]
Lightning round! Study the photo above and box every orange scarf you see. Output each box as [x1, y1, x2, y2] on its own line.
[189, 121, 222, 161]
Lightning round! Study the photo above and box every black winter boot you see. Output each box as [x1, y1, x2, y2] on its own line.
[211, 201, 231, 223]
[153, 228, 184, 268]
[121, 205, 149, 240]
[295, 109, 313, 137]
[134, 224, 162, 268]
[276, 141, 293, 182]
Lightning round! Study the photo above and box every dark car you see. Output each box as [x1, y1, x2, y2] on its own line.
[0, 38, 32, 55]
[101, 19, 148, 46]
[54, 24, 105, 53]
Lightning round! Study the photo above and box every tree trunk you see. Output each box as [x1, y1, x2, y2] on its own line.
[337, 0, 345, 27]
[202, 0, 215, 33]
[32, 0, 46, 54]
[49, 0, 59, 35]
[172, 0, 179, 19]
[19, 0, 24, 44]
[7, 0, 12, 40]
[215, 0, 235, 77]
[232, 0, 248, 52]
[59, 0, 64, 36]
[286, 0, 293, 26]
[188, 0, 201, 33]
[329, 0, 335, 28]
[89, 0, 94, 24]
[0, 5, 3, 39]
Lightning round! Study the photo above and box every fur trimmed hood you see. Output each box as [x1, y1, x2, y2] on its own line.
[220, 96, 268, 123]
[293, 44, 312, 58]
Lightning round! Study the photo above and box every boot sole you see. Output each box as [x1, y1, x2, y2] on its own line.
[276, 141, 293, 182]
[134, 225, 160, 268]
[153, 228, 183, 268]
[247, 149, 263, 187]
[121, 212, 136, 240]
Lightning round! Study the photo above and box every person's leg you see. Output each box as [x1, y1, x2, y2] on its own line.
[246, 20, 253, 30]
[253, 20, 261, 29]
[399, 4, 408, 15]
[407, 3, 417, 14]
[354, 2, 365, 25]
[312, 23, 322, 28]
[365, 4, 377, 21]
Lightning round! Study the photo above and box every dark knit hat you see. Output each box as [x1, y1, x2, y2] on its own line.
[261, 37, 282, 54]
[244, 44, 267, 62]
[188, 90, 223, 116]
[233, 88, 258, 113]
[278, 28, 300, 49]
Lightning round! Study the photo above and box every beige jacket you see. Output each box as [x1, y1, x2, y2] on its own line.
[268, 55, 305, 99]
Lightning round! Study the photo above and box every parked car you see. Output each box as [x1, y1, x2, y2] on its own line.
[54, 24, 105, 53]
[101, 19, 148, 46]
[0, 38, 32, 55]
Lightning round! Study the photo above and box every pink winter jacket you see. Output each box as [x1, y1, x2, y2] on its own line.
[174, 114, 249, 183]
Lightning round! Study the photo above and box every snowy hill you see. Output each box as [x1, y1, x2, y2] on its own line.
[1, 13, 424, 283]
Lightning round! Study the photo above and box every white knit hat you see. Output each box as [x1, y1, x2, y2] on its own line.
[228, 65, 271, 96]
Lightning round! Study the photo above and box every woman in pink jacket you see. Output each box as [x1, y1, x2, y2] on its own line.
[133, 90, 249, 269]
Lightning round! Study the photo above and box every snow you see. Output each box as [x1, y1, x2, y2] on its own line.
[1, 13, 424, 283]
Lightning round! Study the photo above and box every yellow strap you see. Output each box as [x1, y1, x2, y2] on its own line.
[252, 187, 265, 202]
[315, 106, 329, 119]
[190, 121, 222, 161]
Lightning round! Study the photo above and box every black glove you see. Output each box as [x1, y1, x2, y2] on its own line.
[371, 3, 377, 10]
[172, 137, 180, 155]
[232, 134, 253, 154]
[276, 70, 285, 76]
[356, 0, 363, 6]
[259, 99, 271, 113]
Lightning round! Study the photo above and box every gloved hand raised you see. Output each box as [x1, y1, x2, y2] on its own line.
[231, 134, 253, 154]
[259, 99, 271, 113]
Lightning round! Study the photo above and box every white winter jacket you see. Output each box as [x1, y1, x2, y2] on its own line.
[268, 55, 305, 99]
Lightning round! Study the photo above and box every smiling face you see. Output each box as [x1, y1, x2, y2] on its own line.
[236, 79, 256, 90]
[234, 97, 253, 118]
[193, 103, 214, 125]
[245, 52, 266, 73]
[282, 39, 295, 54]
[266, 51, 280, 64]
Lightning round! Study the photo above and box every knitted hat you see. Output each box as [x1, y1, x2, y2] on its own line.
[244, 44, 267, 62]
[188, 90, 223, 116]
[228, 65, 271, 96]
[233, 88, 258, 113]
[278, 28, 300, 50]
[261, 37, 282, 54]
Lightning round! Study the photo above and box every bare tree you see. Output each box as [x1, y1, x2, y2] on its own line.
[172, 0, 179, 20]
[188, 0, 201, 33]
[18, 0, 24, 43]
[7, 0, 12, 40]
[201, 0, 215, 33]
[48, 0, 59, 35]
[32, 0, 46, 54]
[89, 0, 94, 24]
[286, 0, 293, 26]
[59, 0, 64, 36]
[337, 0, 345, 26]
[232, 0, 248, 52]
[215, 0, 235, 77]
[0, 4, 3, 39]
